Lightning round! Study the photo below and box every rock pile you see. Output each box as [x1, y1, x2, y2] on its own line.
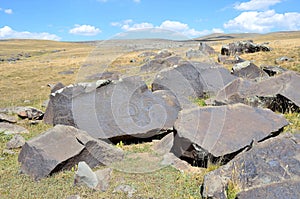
[221, 40, 271, 56]
[13, 42, 299, 197]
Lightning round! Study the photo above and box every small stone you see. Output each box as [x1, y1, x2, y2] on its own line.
[113, 184, 136, 198]
[3, 149, 15, 155]
[95, 168, 113, 192]
[6, 134, 25, 149]
[0, 113, 17, 123]
[74, 161, 98, 189]
[0, 123, 29, 135]
[66, 195, 81, 199]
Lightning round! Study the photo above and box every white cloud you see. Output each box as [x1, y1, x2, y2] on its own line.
[69, 24, 101, 36]
[234, 0, 282, 11]
[111, 19, 223, 38]
[133, 0, 141, 3]
[4, 9, 13, 14]
[224, 10, 300, 32]
[0, 26, 61, 40]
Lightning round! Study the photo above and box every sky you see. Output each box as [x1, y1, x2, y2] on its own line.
[0, 0, 300, 41]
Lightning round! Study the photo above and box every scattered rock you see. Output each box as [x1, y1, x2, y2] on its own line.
[186, 49, 204, 59]
[217, 55, 245, 64]
[275, 56, 294, 64]
[231, 61, 269, 80]
[95, 168, 113, 192]
[74, 161, 98, 189]
[152, 132, 174, 155]
[85, 71, 120, 81]
[201, 133, 300, 199]
[66, 195, 81, 199]
[0, 113, 17, 123]
[172, 103, 288, 166]
[0, 123, 29, 135]
[262, 65, 288, 76]
[211, 71, 300, 112]
[0, 106, 44, 120]
[113, 184, 137, 198]
[199, 42, 216, 55]
[3, 149, 15, 155]
[221, 40, 270, 56]
[6, 134, 25, 149]
[129, 59, 136, 63]
[154, 49, 173, 59]
[47, 82, 65, 93]
[138, 51, 157, 57]
[44, 77, 178, 140]
[18, 125, 124, 180]
[140, 56, 182, 73]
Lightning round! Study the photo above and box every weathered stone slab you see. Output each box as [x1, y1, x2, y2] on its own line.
[211, 71, 300, 112]
[231, 61, 269, 80]
[0, 106, 44, 120]
[6, 134, 25, 149]
[262, 65, 288, 76]
[0, 113, 17, 123]
[44, 77, 178, 139]
[18, 125, 124, 180]
[152, 62, 236, 107]
[201, 133, 300, 199]
[140, 56, 182, 73]
[0, 123, 29, 135]
[172, 103, 288, 161]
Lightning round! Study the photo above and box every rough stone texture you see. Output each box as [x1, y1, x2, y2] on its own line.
[172, 103, 288, 160]
[186, 49, 204, 59]
[0, 123, 29, 135]
[44, 77, 179, 139]
[140, 56, 182, 73]
[211, 71, 300, 112]
[18, 125, 124, 180]
[152, 132, 174, 155]
[231, 61, 269, 80]
[221, 40, 270, 56]
[66, 195, 81, 199]
[95, 168, 113, 192]
[152, 62, 236, 105]
[85, 71, 120, 81]
[218, 55, 245, 64]
[201, 133, 300, 199]
[74, 161, 98, 189]
[6, 134, 25, 149]
[275, 56, 294, 64]
[262, 65, 288, 76]
[0, 106, 44, 120]
[0, 113, 17, 123]
[113, 184, 137, 198]
[199, 42, 216, 55]
[154, 49, 173, 59]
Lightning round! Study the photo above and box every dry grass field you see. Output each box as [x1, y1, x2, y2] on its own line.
[0, 31, 299, 198]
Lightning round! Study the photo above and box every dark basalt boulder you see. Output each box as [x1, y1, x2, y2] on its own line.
[172, 103, 288, 166]
[221, 40, 271, 56]
[201, 133, 300, 199]
[231, 61, 269, 80]
[210, 71, 300, 113]
[44, 77, 180, 139]
[18, 125, 124, 180]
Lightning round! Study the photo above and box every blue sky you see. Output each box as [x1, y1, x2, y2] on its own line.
[0, 0, 299, 41]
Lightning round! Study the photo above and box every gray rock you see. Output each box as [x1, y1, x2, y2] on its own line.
[85, 71, 120, 81]
[140, 56, 182, 73]
[154, 49, 173, 59]
[221, 40, 270, 56]
[152, 132, 174, 155]
[0, 123, 29, 135]
[74, 161, 98, 189]
[113, 184, 136, 198]
[95, 168, 113, 192]
[262, 65, 288, 76]
[199, 42, 216, 55]
[201, 133, 300, 199]
[3, 149, 15, 155]
[152, 62, 237, 107]
[6, 134, 25, 149]
[186, 49, 204, 59]
[275, 56, 294, 64]
[0, 113, 17, 123]
[172, 103, 288, 162]
[18, 125, 124, 180]
[231, 61, 269, 80]
[0, 106, 44, 120]
[58, 70, 74, 75]
[44, 77, 178, 140]
[211, 71, 300, 112]
[217, 55, 245, 64]
[66, 195, 81, 199]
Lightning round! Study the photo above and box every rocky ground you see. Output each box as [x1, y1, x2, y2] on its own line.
[0, 32, 299, 198]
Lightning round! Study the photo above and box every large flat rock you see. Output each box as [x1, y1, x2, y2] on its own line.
[172, 103, 288, 160]
[18, 125, 124, 180]
[152, 62, 236, 108]
[44, 77, 179, 139]
[210, 71, 300, 112]
[201, 133, 300, 199]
